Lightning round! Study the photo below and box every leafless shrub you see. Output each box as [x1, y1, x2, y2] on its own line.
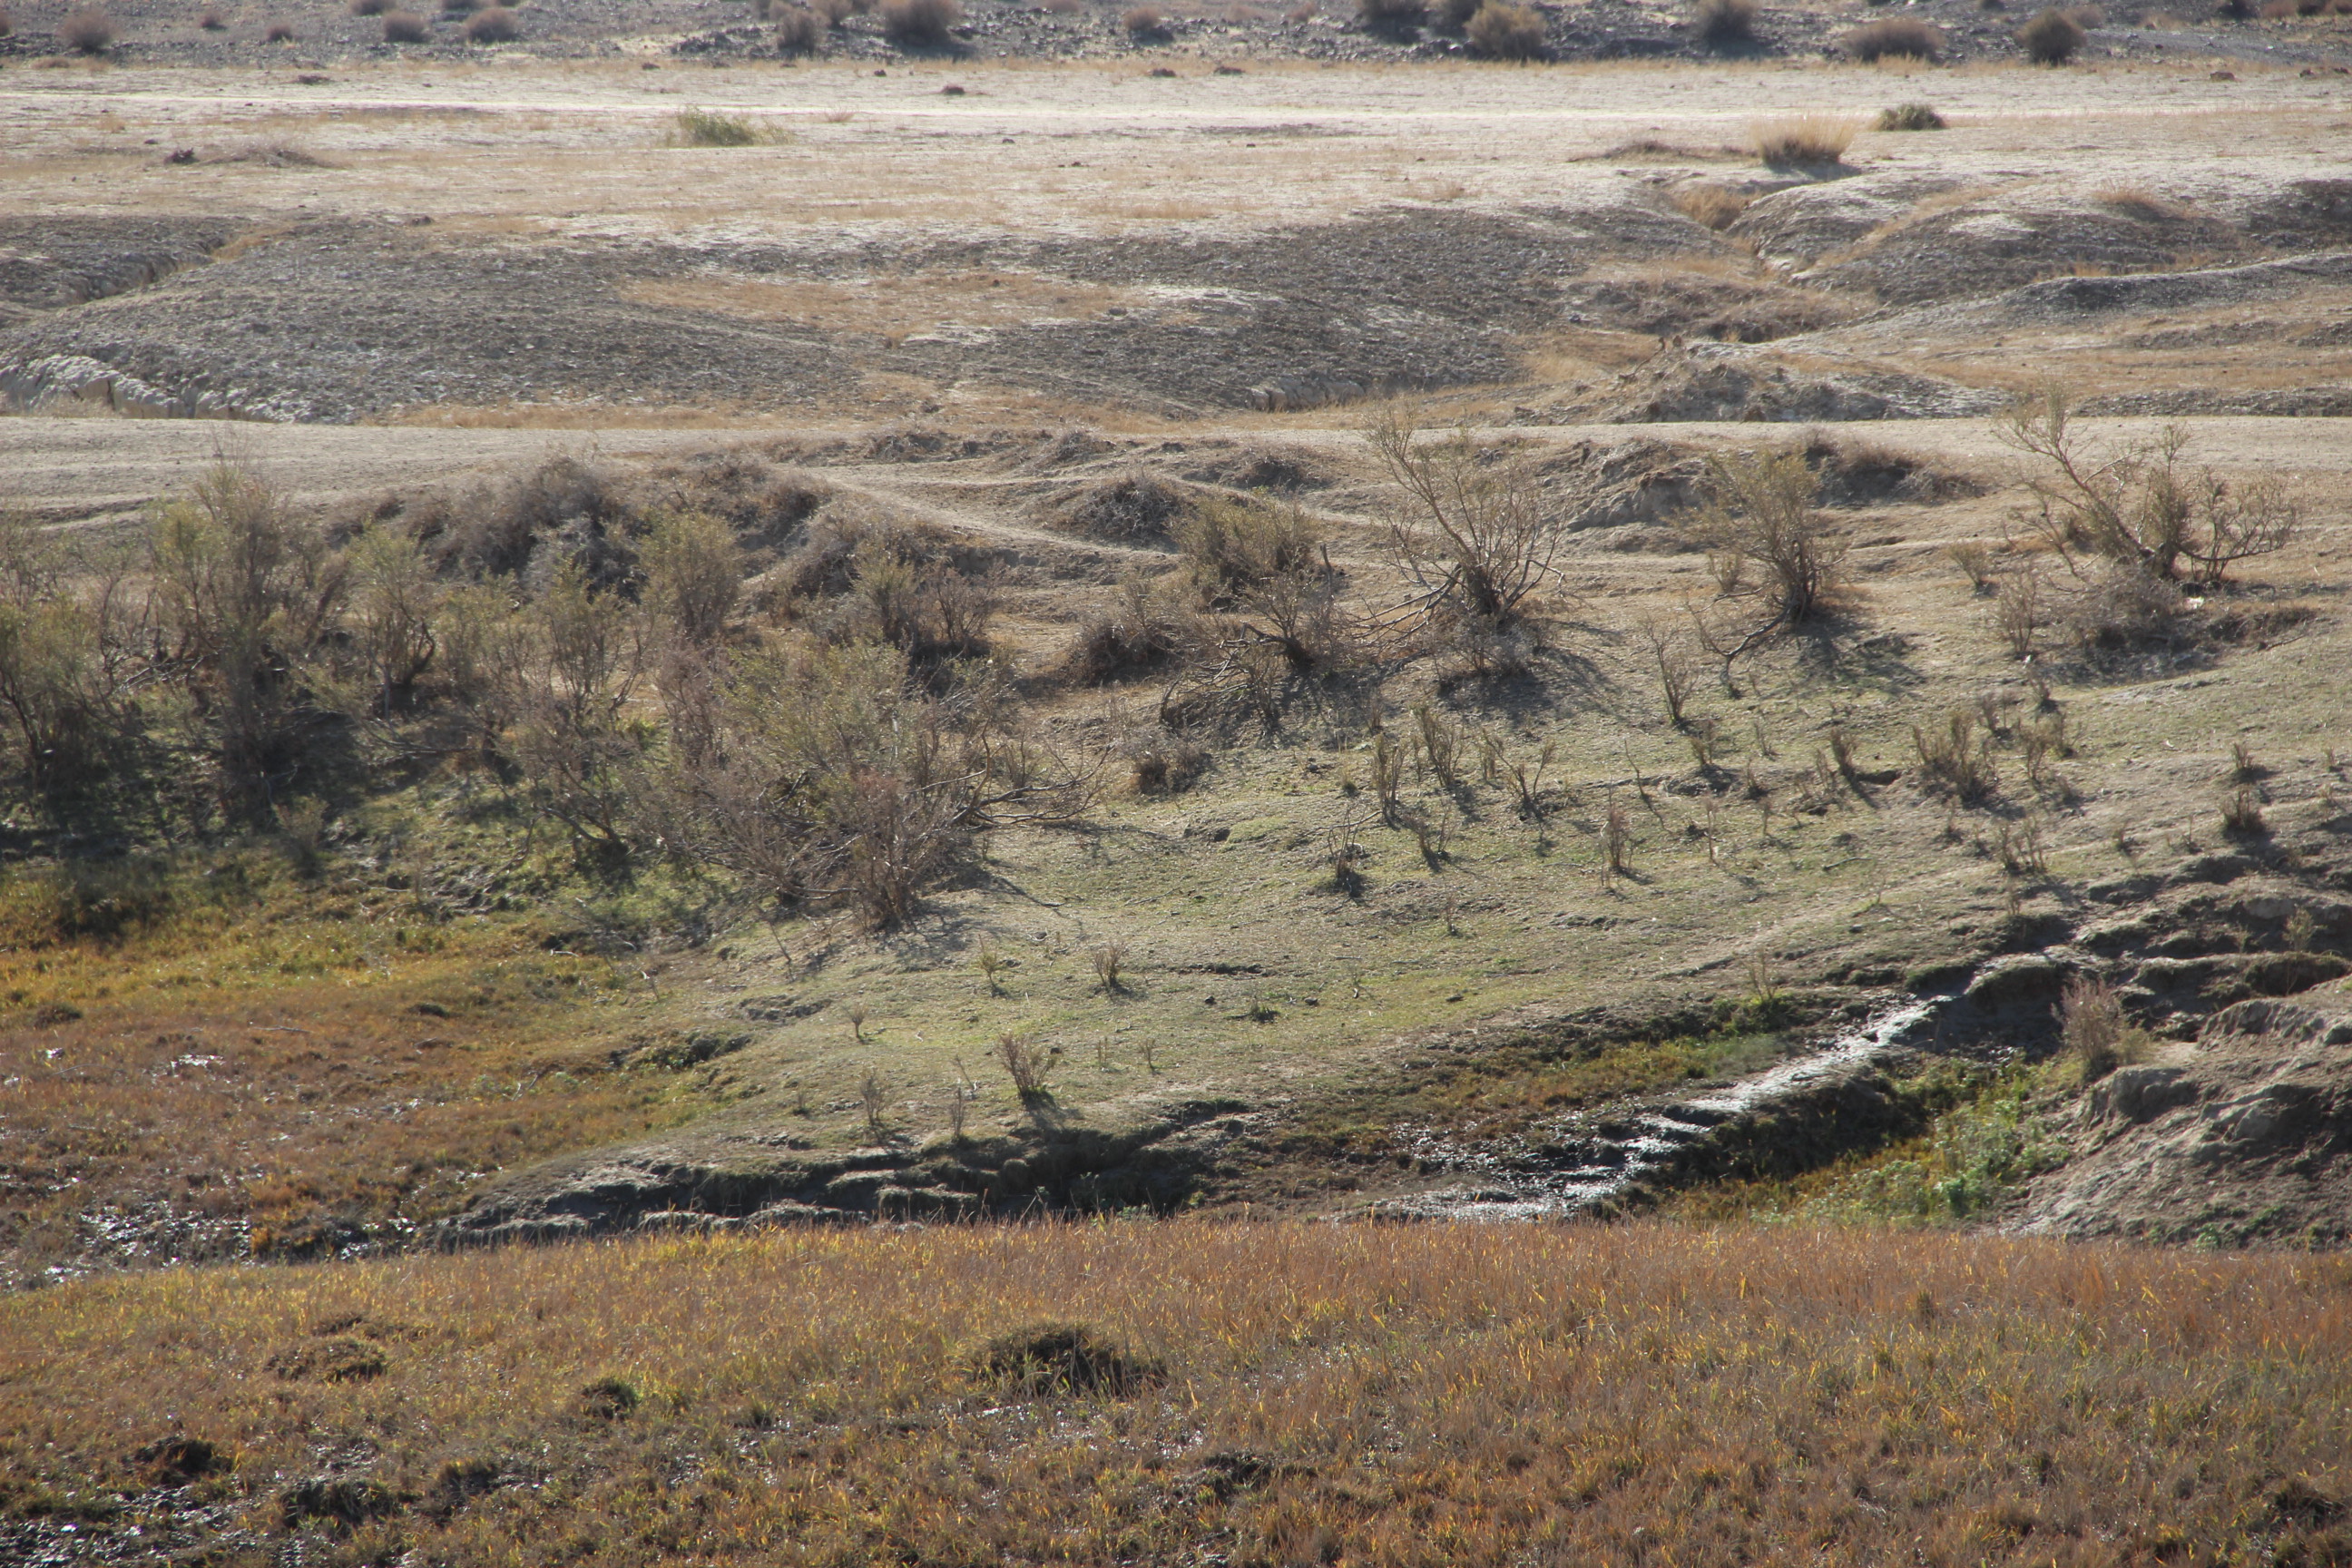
[1750, 115, 1857, 166]
[1357, 0, 1426, 32]
[1465, 0, 1546, 55]
[1371, 417, 1566, 648]
[2221, 787, 2267, 838]
[1842, 14, 1942, 56]
[1059, 578, 1195, 685]
[2018, 5, 2086, 59]
[1601, 799, 1632, 879]
[995, 1032, 1051, 1101]
[1129, 733, 1208, 794]
[59, 7, 114, 49]
[1371, 731, 1406, 824]
[1413, 703, 1464, 791]
[768, 0, 820, 42]
[2061, 975, 2147, 1081]
[1913, 710, 1999, 804]
[461, 4, 517, 37]
[1694, 0, 1755, 46]
[1994, 814, 2048, 876]
[1992, 564, 2043, 657]
[1946, 541, 1998, 592]
[2229, 740, 2259, 783]
[383, 10, 428, 39]
[1091, 943, 1129, 993]
[2061, 563, 2183, 649]
[1688, 450, 1847, 625]
[2001, 394, 2294, 585]
[881, 0, 961, 43]
[1635, 616, 1698, 728]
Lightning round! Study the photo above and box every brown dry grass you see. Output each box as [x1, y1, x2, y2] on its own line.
[0, 863, 702, 1277]
[4, 1222, 2348, 1564]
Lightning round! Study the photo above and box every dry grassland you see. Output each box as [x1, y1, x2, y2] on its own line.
[4, 1222, 2349, 1565]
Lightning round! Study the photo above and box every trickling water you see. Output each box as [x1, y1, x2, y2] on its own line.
[1372, 999, 1943, 1221]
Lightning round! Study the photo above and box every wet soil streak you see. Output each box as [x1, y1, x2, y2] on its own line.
[1377, 1000, 1941, 1220]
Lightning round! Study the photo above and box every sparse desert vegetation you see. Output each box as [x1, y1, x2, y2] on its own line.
[3, 32, 2351, 1568]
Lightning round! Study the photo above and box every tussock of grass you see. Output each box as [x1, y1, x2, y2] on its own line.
[4, 1223, 2348, 1563]
[1750, 114, 1857, 167]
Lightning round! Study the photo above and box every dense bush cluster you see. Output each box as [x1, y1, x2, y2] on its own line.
[0, 456, 1077, 930]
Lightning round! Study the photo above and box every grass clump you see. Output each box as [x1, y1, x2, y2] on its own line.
[1842, 14, 1942, 56]
[1750, 113, 1856, 166]
[1465, 0, 1546, 54]
[2058, 974, 2151, 1083]
[1876, 101, 1946, 130]
[772, 3, 822, 48]
[674, 108, 767, 147]
[969, 1322, 1166, 1396]
[2018, 5, 2087, 58]
[382, 9, 428, 38]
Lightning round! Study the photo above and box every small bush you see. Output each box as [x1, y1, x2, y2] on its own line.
[2221, 787, 2268, 838]
[0, 5, 11, 34]
[1690, 450, 1846, 624]
[462, 5, 516, 39]
[2063, 564, 2183, 648]
[580, 1377, 640, 1420]
[0, 860, 174, 949]
[262, 19, 296, 38]
[2018, 6, 2086, 58]
[773, 3, 821, 48]
[1433, 0, 1480, 28]
[1877, 101, 1946, 130]
[1058, 472, 1191, 543]
[1912, 710, 1998, 804]
[880, 0, 961, 44]
[1058, 581, 1194, 685]
[349, 0, 387, 13]
[969, 1324, 1165, 1396]
[1178, 496, 1321, 601]
[1842, 14, 1942, 56]
[1122, 5, 1164, 33]
[1751, 114, 1856, 166]
[1694, 0, 1755, 46]
[676, 107, 761, 145]
[995, 1033, 1053, 1101]
[2060, 975, 2148, 1082]
[383, 10, 428, 39]
[1465, 1, 1546, 55]
[59, 7, 114, 50]
[1130, 735, 1208, 794]
[198, 7, 226, 24]
[1358, 0, 1427, 33]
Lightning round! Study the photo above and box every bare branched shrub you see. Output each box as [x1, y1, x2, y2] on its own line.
[383, 10, 428, 39]
[1129, 732, 1207, 794]
[1688, 450, 1847, 625]
[1601, 799, 1632, 879]
[1056, 471, 1191, 544]
[2221, 786, 2267, 838]
[1371, 418, 1566, 652]
[995, 1032, 1051, 1101]
[59, 7, 113, 50]
[772, 4, 822, 48]
[1357, 0, 1426, 32]
[1091, 942, 1128, 993]
[1992, 564, 2043, 657]
[1465, 0, 1546, 55]
[1694, 0, 1755, 47]
[881, 0, 961, 43]
[2018, 5, 2086, 60]
[2000, 393, 2295, 585]
[1842, 14, 1942, 56]
[1750, 115, 1856, 166]
[1913, 710, 1999, 804]
[1058, 577, 1195, 685]
[1635, 615, 1698, 727]
[641, 508, 742, 648]
[2061, 563, 2183, 649]
[1945, 541, 1998, 592]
